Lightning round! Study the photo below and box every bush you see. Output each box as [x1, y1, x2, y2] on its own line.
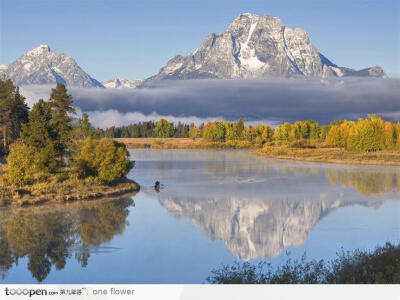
[289, 139, 316, 149]
[73, 138, 133, 183]
[207, 242, 400, 284]
[6, 141, 39, 186]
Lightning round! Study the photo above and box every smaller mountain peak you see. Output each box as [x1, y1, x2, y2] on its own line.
[241, 12, 256, 16]
[234, 12, 259, 20]
[27, 44, 51, 55]
[0, 64, 7, 70]
[37, 44, 50, 49]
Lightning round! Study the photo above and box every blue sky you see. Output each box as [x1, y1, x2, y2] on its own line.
[1, 0, 399, 80]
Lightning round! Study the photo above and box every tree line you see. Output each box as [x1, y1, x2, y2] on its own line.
[101, 116, 400, 152]
[99, 120, 190, 139]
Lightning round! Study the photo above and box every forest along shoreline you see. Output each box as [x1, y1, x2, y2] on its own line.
[116, 137, 400, 167]
[112, 114, 400, 166]
[0, 80, 139, 207]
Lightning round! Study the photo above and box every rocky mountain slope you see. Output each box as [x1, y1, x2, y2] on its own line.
[1, 45, 104, 88]
[150, 13, 386, 80]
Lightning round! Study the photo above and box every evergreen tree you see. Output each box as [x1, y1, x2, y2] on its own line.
[0, 79, 29, 152]
[75, 113, 92, 139]
[48, 83, 76, 157]
[20, 99, 57, 172]
[20, 99, 52, 148]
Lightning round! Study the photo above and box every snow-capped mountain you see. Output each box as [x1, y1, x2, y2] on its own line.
[2, 45, 104, 88]
[102, 78, 143, 89]
[150, 13, 386, 80]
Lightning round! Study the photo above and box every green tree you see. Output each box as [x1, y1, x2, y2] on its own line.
[20, 99, 57, 173]
[48, 83, 76, 157]
[20, 99, 52, 149]
[73, 138, 133, 183]
[75, 113, 92, 139]
[202, 122, 226, 142]
[0, 79, 29, 152]
[154, 119, 173, 138]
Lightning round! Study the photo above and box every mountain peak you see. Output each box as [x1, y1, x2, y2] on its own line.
[26, 44, 51, 56]
[4, 45, 104, 88]
[151, 12, 386, 80]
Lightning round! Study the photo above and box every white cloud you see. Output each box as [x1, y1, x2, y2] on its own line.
[19, 77, 400, 128]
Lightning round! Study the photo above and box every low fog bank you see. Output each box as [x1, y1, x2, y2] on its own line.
[20, 77, 400, 128]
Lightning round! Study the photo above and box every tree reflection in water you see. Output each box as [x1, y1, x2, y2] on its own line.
[325, 168, 400, 197]
[0, 197, 133, 282]
[154, 163, 400, 261]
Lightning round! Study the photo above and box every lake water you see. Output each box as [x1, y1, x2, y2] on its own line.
[1, 149, 399, 283]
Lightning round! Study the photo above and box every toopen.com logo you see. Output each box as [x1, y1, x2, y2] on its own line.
[4, 288, 50, 297]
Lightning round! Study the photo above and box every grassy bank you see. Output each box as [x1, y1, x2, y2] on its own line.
[0, 174, 139, 207]
[255, 145, 400, 166]
[115, 138, 257, 149]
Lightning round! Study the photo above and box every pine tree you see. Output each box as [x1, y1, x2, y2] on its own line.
[20, 99, 52, 148]
[75, 113, 92, 139]
[0, 79, 29, 152]
[48, 83, 76, 157]
[20, 99, 58, 172]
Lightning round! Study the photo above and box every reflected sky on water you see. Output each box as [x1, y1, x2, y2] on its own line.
[1, 149, 399, 283]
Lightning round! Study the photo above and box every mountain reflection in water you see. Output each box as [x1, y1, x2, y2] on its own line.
[0, 197, 133, 282]
[1, 150, 399, 283]
[134, 150, 400, 261]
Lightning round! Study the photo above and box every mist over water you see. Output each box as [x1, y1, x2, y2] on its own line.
[20, 77, 400, 128]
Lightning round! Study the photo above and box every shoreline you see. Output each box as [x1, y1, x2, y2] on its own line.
[254, 146, 400, 166]
[114, 138, 256, 149]
[0, 177, 140, 207]
[118, 138, 400, 166]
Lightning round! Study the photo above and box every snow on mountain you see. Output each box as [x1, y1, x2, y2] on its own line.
[150, 13, 386, 80]
[3, 45, 104, 88]
[102, 78, 144, 89]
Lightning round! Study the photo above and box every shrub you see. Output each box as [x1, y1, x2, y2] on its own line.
[289, 139, 316, 149]
[207, 242, 400, 284]
[6, 141, 39, 186]
[73, 138, 133, 183]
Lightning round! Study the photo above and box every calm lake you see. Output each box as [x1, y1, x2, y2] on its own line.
[1, 149, 399, 283]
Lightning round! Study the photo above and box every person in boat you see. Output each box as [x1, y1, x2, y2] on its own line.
[154, 181, 161, 192]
